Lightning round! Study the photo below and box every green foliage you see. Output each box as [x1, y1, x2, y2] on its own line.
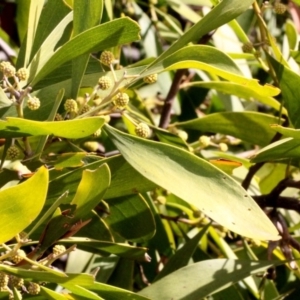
[1, 0, 300, 299]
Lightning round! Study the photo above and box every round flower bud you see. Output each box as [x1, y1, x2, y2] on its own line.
[98, 76, 113, 90]
[199, 135, 210, 148]
[113, 92, 129, 109]
[143, 74, 158, 84]
[16, 68, 29, 81]
[100, 51, 115, 66]
[135, 123, 151, 138]
[0, 61, 16, 78]
[219, 143, 228, 152]
[79, 104, 90, 115]
[27, 97, 40, 110]
[9, 275, 24, 288]
[274, 3, 287, 14]
[52, 244, 66, 257]
[242, 42, 254, 53]
[54, 113, 64, 121]
[93, 128, 102, 137]
[28, 282, 40, 295]
[0, 272, 9, 289]
[64, 99, 78, 113]
[83, 141, 99, 152]
[7, 145, 20, 160]
[177, 130, 188, 141]
[11, 249, 26, 264]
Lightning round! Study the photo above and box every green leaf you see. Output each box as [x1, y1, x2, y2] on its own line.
[177, 112, 280, 146]
[60, 237, 148, 259]
[31, 18, 141, 86]
[271, 124, 300, 139]
[154, 223, 210, 281]
[40, 286, 69, 300]
[45, 152, 86, 170]
[71, 164, 111, 220]
[0, 166, 48, 243]
[146, 0, 255, 66]
[161, 46, 280, 97]
[104, 125, 280, 241]
[251, 137, 300, 163]
[138, 259, 274, 300]
[71, 0, 103, 98]
[60, 284, 103, 300]
[106, 194, 156, 243]
[0, 87, 12, 109]
[268, 54, 300, 128]
[184, 81, 283, 112]
[0, 117, 105, 138]
[85, 282, 151, 300]
[285, 19, 298, 50]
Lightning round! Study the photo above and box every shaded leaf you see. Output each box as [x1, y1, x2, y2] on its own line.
[177, 112, 280, 146]
[138, 259, 274, 300]
[106, 194, 156, 243]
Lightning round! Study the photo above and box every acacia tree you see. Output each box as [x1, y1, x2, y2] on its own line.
[0, 0, 300, 299]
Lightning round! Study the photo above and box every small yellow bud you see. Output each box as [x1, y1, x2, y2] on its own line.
[54, 113, 64, 121]
[274, 3, 287, 14]
[100, 51, 115, 66]
[113, 92, 129, 109]
[83, 141, 99, 152]
[64, 99, 78, 113]
[11, 249, 26, 264]
[16, 68, 28, 81]
[27, 96, 40, 110]
[177, 130, 188, 141]
[93, 128, 102, 137]
[9, 275, 24, 288]
[79, 104, 90, 115]
[0, 272, 9, 289]
[199, 135, 210, 148]
[0, 61, 15, 77]
[52, 244, 66, 256]
[7, 145, 20, 160]
[135, 123, 151, 138]
[242, 42, 254, 53]
[28, 282, 40, 295]
[98, 76, 113, 90]
[219, 143, 228, 152]
[143, 74, 158, 84]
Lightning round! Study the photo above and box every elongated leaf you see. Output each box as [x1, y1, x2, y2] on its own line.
[71, 164, 110, 219]
[271, 124, 300, 139]
[60, 284, 103, 300]
[85, 282, 151, 300]
[184, 81, 283, 112]
[0, 87, 12, 108]
[154, 224, 210, 281]
[251, 137, 300, 163]
[268, 54, 300, 128]
[0, 117, 105, 138]
[162, 46, 280, 97]
[31, 18, 141, 85]
[106, 194, 156, 243]
[104, 125, 279, 240]
[138, 259, 274, 300]
[178, 112, 280, 146]
[147, 0, 255, 66]
[0, 166, 48, 243]
[72, 0, 103, 98]
[40, 286, 69, 300]
[60, 237, 147, 259]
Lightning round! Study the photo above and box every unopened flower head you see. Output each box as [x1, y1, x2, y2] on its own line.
[27, 97, 40, 110]
[219, 143, 228, 152]
[143, 74, 158, 84]
[64, 99, 78, 113]
[16, 68, 29, 81]
[100, 51, 115, 66]
[11, 249, 26, 264]
[7, 145, 20, 160]
[53, 244, 66, 256]
[79, 104, 91, 115]
[0, 61, 16, 78]
[199, 135, 210, 148]
[274, 3, 287, 14]
[242, 42, 253, 53]
[9, 275, 24, 288]
[135, 123, 151, 138]
[113, 92, 129, 109]
[28, 282, 40, 295]
[0, 272, 9, 289]
[98, 76, 113, 90]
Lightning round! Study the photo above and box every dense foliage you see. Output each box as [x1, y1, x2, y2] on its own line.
[1, 0, 300, 299]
